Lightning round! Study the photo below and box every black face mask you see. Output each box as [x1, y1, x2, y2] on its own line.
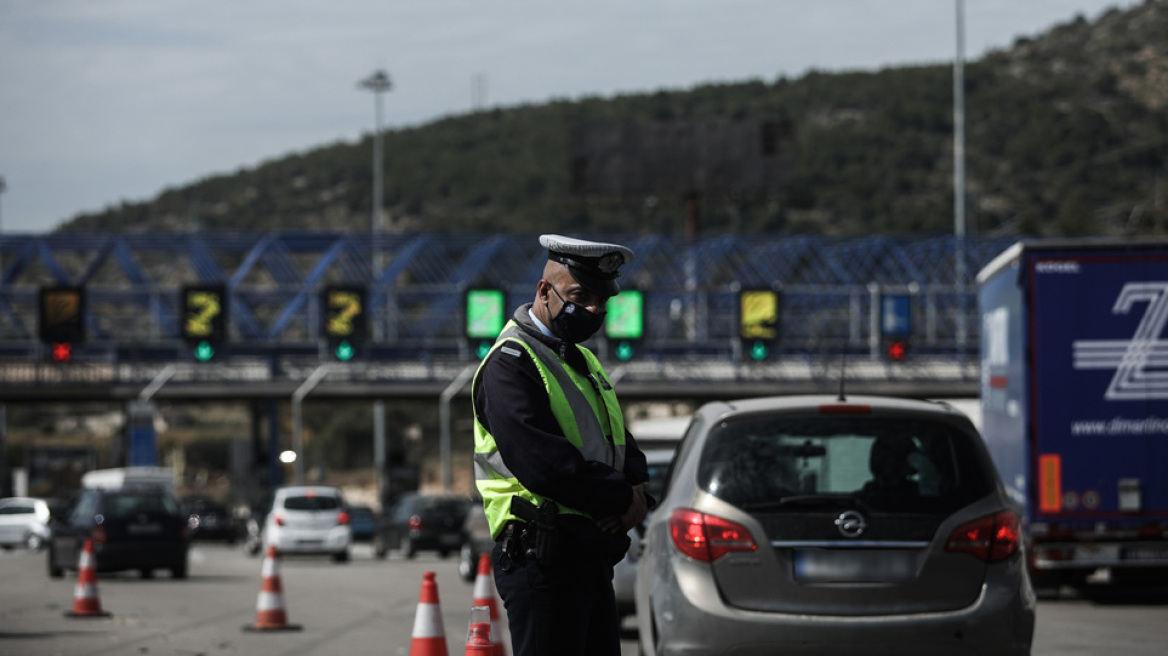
[547, 284, 605, 344]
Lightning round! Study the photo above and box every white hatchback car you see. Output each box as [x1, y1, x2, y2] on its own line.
[0, 497, 52, 551]
[263, 486, 351, 562]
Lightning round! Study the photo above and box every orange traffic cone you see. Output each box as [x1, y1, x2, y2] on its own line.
[471, 553, 506, 655]
[465, 605, 493, 655]
[242, 545, 302, 632]
[410, 571, 449, 656]
[64, 538, 110, 618]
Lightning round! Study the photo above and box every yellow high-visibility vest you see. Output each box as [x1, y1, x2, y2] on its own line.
[472, 320, 627, 539]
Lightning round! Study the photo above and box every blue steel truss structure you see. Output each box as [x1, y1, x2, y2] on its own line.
[0, 232, 1016, 400]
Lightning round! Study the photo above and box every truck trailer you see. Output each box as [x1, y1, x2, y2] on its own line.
[977, 239, 1168, 590]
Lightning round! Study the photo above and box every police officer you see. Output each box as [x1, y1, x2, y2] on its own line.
[472, 234, 652, 656]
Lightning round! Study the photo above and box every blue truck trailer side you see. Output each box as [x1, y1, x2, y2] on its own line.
[978, 239, 1168, 590]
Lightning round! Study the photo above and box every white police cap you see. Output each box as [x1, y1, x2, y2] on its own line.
[539, 234, 635, 297]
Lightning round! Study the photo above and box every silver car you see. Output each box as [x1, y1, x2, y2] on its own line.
[635, 395, 1035, 655]
[263, 486, 351, 563]
[0, 497, 52, 551]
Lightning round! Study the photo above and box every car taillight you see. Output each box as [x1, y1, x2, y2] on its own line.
[946, 510, 1020, 562]
[337, 511, 350, 525]
[668, 508, 757, 563]
[408, 515, 423, 531]
[275, 514, 285, 527]
[92, 525, 107, 544]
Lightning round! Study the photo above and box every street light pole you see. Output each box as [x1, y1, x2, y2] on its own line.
[358, 70, 391, 508]
[0, 175, 6, 279]
[358, 70, 392, 283]
[953, 0, 968, 350]
[0, 176, 6, 496]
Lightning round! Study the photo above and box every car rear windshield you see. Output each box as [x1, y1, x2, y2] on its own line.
[105, 492, 181, 517]
[284, 495, 341, 511]
[411, 498, 467, 519]
[698, 415, 994, 513]
[0, 504, 34, 514]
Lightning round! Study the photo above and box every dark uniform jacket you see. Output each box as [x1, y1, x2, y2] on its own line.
[474, 304, 652, 563]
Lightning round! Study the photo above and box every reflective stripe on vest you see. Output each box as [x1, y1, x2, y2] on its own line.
[472, 321, 627, 538]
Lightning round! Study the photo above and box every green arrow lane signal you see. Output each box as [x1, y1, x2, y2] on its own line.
[615, 340, 634, 361]
[604, 290, 644, 340]
[750, 340, 769, 361]
[194, 340, 215, 362]
[475, 340, 493, 360]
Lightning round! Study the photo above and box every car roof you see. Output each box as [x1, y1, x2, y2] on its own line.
[400, 492, 468, 500]
[274, 485, 342, 498]
[696, 394, 976, 425]
[0, 497, 46, 506]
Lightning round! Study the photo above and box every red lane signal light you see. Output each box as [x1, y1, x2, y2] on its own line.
[51, 342, 73, 362]
[886, 340, 908, 362]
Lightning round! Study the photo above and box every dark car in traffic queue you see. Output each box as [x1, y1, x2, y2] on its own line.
[48, 485, 190, 579]
[182, 496, 239, 544]
[375, 492, 469, 559]
[635, 394, 1036, 656]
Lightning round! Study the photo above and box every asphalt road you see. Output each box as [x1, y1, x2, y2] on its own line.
[2, 542, 1167, 655]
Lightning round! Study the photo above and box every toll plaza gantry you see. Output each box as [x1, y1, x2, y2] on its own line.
[0, 231, 1012, 479]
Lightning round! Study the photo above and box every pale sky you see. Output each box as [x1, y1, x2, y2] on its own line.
[0, 0, 1142, 233]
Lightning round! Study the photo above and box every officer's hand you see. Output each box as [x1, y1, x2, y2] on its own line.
[618, 483, 649, 532]
[596, 484, 648, 534]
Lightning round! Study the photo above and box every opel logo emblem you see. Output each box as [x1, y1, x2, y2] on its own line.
[835, 510, 867, 538]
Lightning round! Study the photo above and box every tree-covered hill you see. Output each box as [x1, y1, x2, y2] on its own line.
[61, 0, 1168, 238]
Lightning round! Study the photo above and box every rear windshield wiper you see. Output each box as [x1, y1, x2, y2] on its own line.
[742, 494, 871, 512]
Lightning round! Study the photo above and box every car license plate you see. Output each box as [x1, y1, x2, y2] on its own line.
[127, 523, 162, 535]
[793, 549, 916, 583]
[1075, 544, 1119, 564]
[1122, 546, 1168, 562]
[440, 534, 462, 546]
